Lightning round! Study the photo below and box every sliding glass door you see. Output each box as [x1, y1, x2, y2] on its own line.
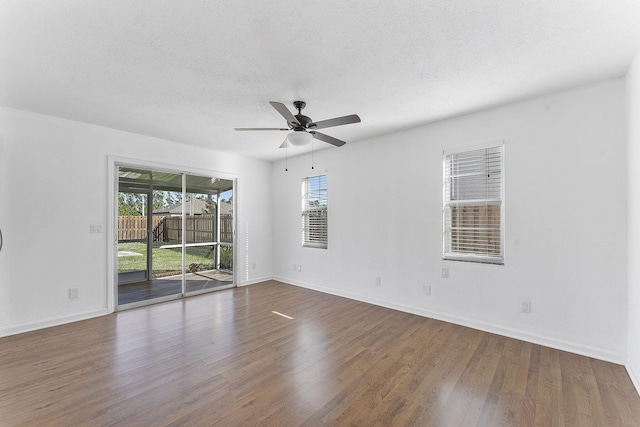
[117, 189, 151, 286]
[116, 166, 234, 308]
[184, 174, 234, 295]
[117, 168, 184, 306]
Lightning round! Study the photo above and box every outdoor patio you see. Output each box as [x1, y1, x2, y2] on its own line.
[118, 269, 233, 305]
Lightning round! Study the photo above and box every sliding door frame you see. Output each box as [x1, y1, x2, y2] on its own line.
[107, 156, 237, 313]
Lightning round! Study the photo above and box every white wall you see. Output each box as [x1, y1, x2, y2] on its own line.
[272, 79, 628, 363]
[0, 107, 273, 336]
[627, 50, 640, 389]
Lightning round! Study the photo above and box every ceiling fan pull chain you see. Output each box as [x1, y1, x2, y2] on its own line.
[311, 139, 314, 170]
[285, 146, 288, 172]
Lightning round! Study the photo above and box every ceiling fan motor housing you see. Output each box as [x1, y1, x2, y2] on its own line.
[292, 101, 314, 130]
[294, 114, 314, 130]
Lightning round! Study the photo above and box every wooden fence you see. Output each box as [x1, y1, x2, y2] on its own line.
[220, 214, 233, 243]
[119, 215, 233, 243]
[118, 216, 164, 241]
[449, 205, 501, 255]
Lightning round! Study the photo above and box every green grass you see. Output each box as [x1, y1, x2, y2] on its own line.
[118, 242, 233, 276]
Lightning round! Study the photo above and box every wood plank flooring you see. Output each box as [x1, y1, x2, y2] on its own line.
[1, 280, 639, 426]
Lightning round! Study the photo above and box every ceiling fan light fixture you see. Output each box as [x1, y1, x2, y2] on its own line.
[287, 130, 313, 146]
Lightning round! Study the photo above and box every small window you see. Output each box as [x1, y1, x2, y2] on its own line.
[443, 143, 504, 264]
[302, 174, 328, 248]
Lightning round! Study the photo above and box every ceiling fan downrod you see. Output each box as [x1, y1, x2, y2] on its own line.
[293, 100, 306, 114]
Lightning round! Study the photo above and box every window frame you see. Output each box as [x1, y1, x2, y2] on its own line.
[301, 173, 328, 249]
[442, 142, 505, 264]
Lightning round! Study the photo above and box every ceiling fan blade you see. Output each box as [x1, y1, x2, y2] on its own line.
[310, 131, 346, 147]
[311, 114, 361, 130]
[234, 127, 289, 131]
[279, 138, 289, 148]
[269, 101, 300, 126]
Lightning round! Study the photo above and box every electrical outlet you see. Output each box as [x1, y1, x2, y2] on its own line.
[89, 223, 102, 233]
[252, 263, 256, 270]
[375, 276, 381, 286]
[423, 284, 431, 295]
[441, 268, 449, 278]
[297, 265, 302, 272]
[69, 288, 79, 300]
[521, 300, 531, 314]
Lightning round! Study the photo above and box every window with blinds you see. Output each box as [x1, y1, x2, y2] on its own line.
[302, 174, 328, 248]
[443, 144, 504, 264]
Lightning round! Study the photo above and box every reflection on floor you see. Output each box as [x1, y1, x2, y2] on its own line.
[118, 269, 233, 305]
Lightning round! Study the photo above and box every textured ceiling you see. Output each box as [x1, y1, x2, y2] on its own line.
[2, 1, 640, 161]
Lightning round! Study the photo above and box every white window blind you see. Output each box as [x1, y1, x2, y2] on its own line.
[443, 144, 504, 264]
[302, 174, 328, 249]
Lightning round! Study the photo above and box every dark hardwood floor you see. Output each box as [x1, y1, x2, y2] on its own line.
[1, 280, 639, 426]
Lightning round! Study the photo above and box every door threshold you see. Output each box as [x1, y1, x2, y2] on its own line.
[117, 294, 182, 311]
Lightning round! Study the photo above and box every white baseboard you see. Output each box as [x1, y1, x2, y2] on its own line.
[627, 360, 640, 395]
[0, 309, 110, 337]
[274, 276, 625, 365]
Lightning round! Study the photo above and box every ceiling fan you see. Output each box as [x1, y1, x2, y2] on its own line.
[235, 101, 361, 148]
